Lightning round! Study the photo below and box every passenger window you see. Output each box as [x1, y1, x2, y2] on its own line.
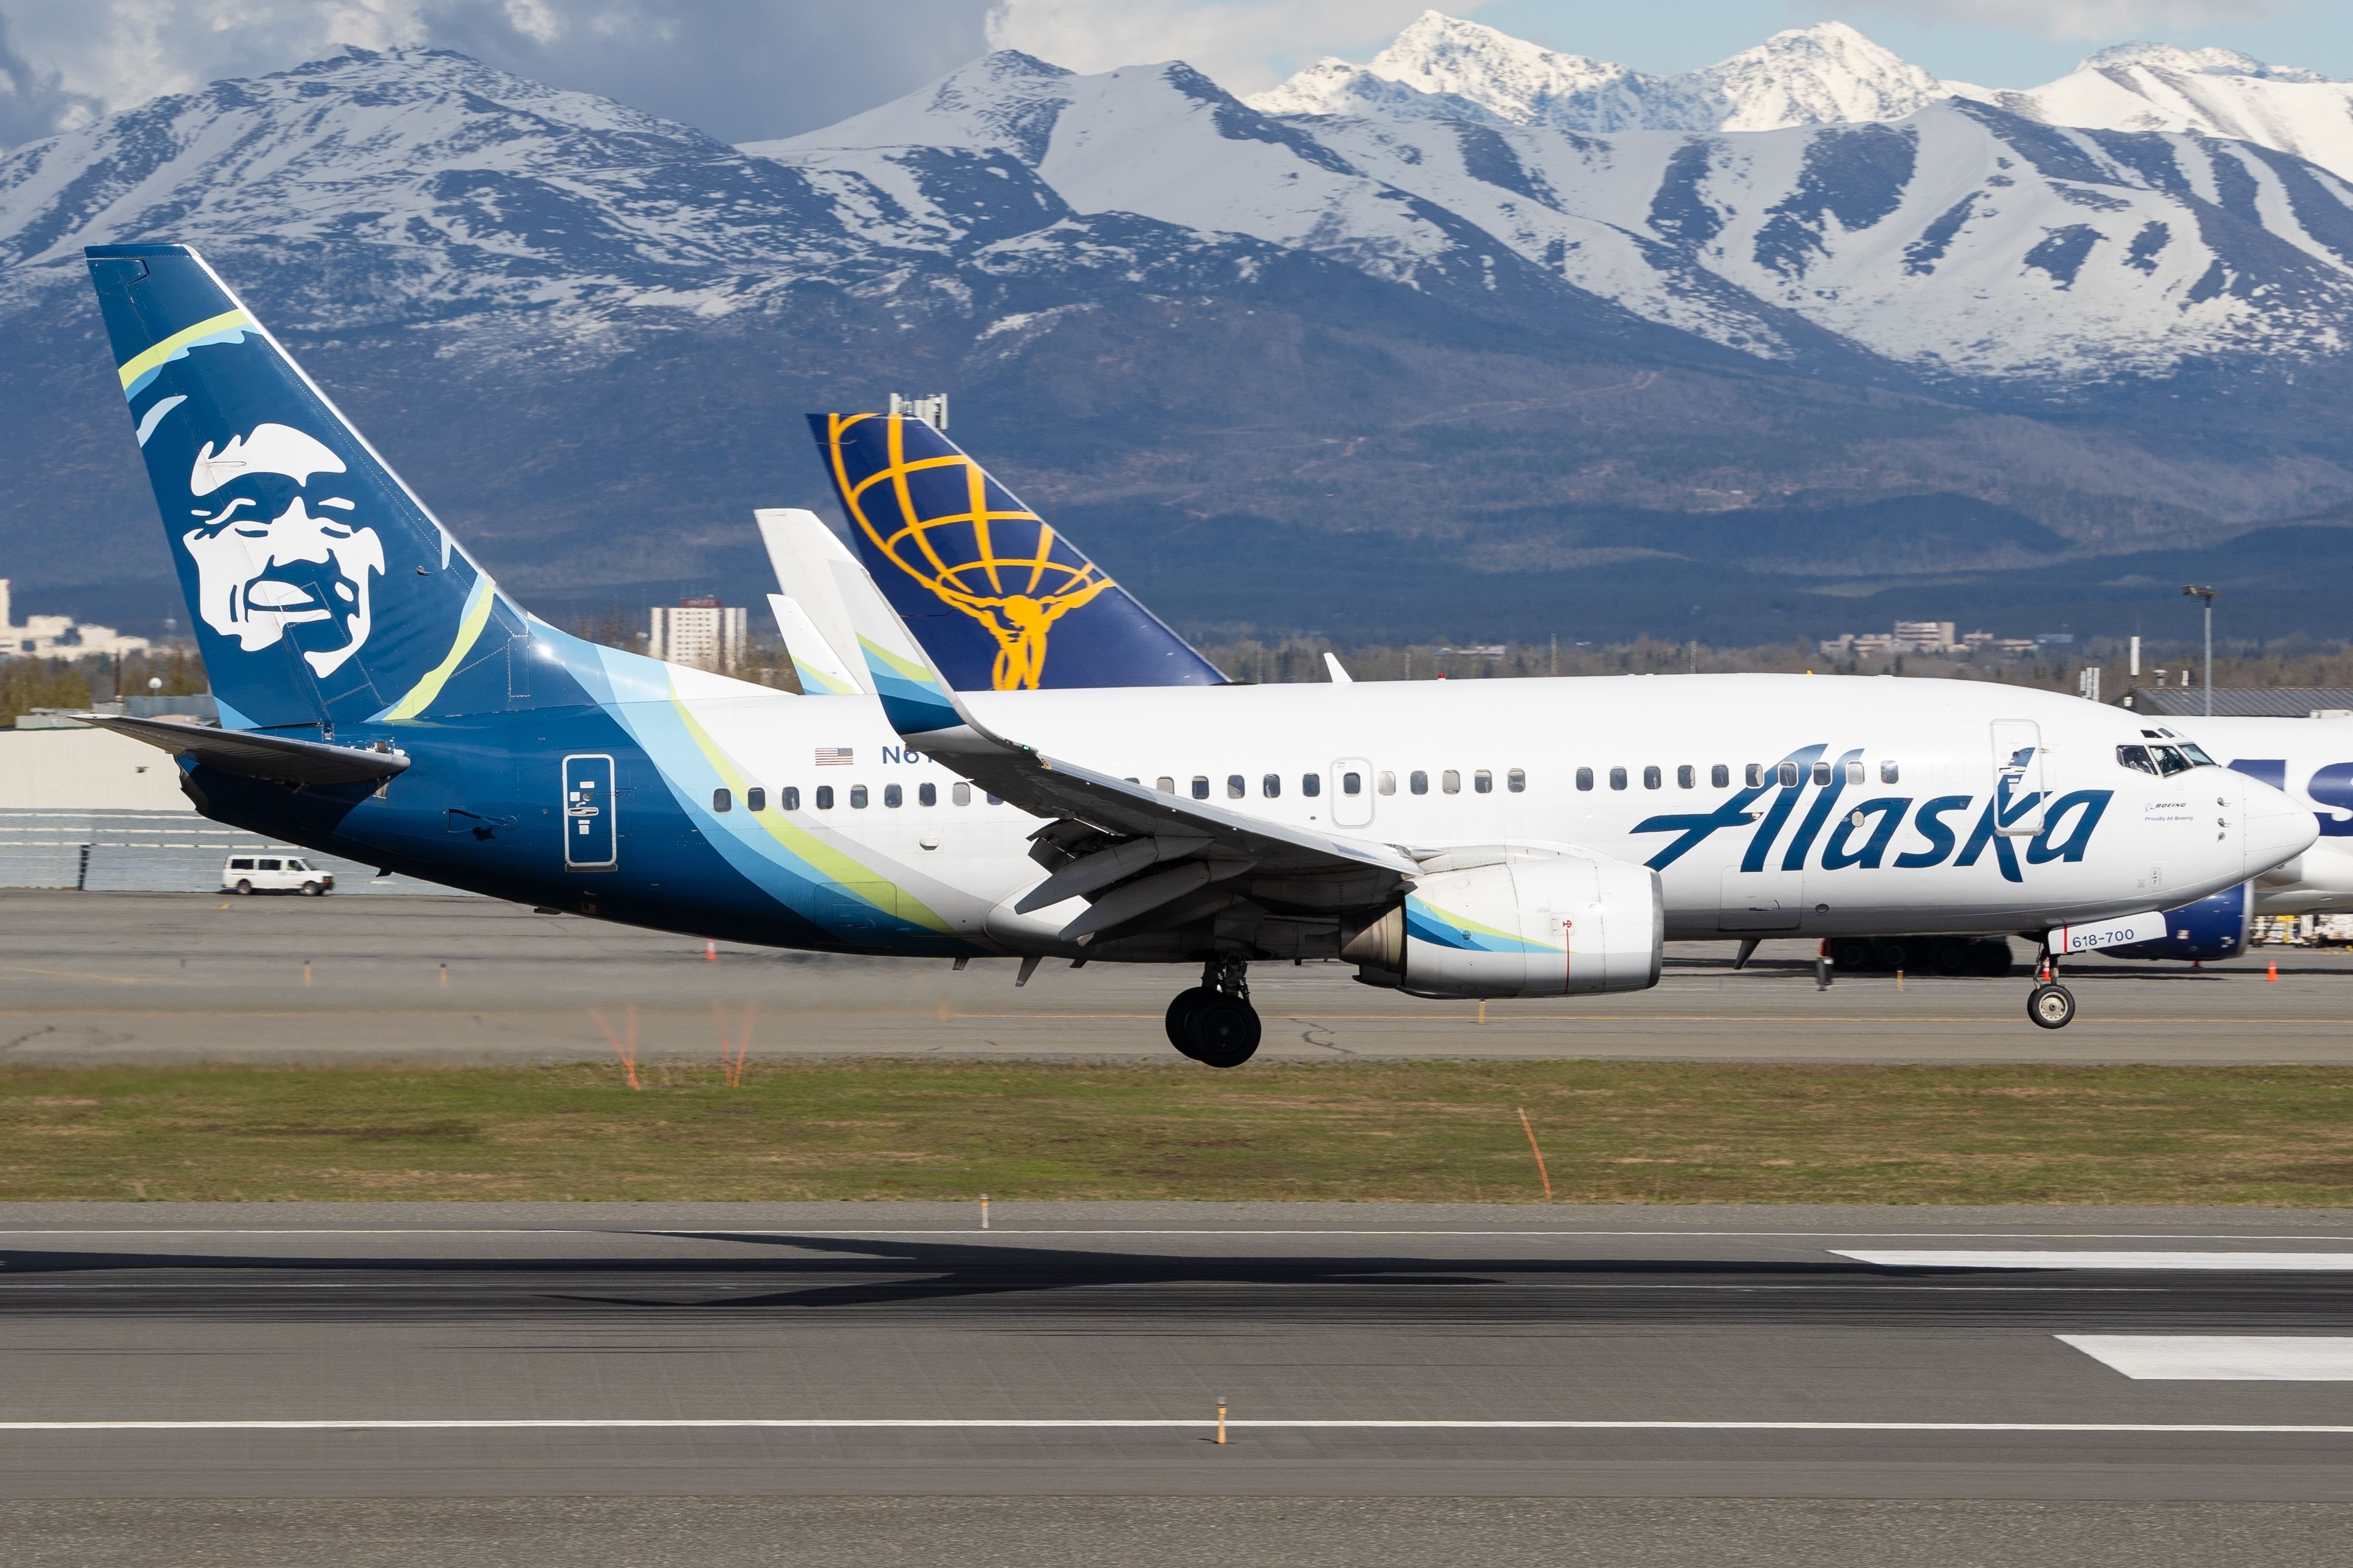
[1677, 765, 1694, 789]
[919, 782, 937, 806]
[1609, 767, 1627, 790]
[1846, 760, 1863, 785]
[1441, 770, 1460, 794]
[1192, 776, 1210, 800]
[2116, 745, 2156, 775]
[987, 793, 1002, 805]
[1474, 770, 1492, 794]
[1410, 770, 1429, 795]
[1747, 763, 1765, 787]
[1156, 776, 1175, 793]
[258, 858, 281, 870]
[1642, 765, 1661, 790]
[1227, 775, 1245, 799]
[1341, 771, 1361, 796]
[2151, 745, 2190, 776]
[712, 789, 732, 813]
[746, 787, 766, 812]
[230, 858, 254, 871]
[850, 785, 869, 808]
[816, 786, 834, 810]
[1880, 761, 1899, 784]
[783, 787, 801, 811]
[1812, 762, 1831, 786]
[952, 782, 970, 806]
[1506, 769, 1525, 793]
[1263, 773, 1281, 798]
[1378, 772, 1396, 795]
[1777, 763, 1799, 787]
[1575, 767, 1593, 791]
[1303, 774, 1322, 798]
[883, 784, 903, 808]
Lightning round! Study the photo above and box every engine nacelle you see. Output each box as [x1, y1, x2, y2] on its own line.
[1344, 849, 1663, 999]
[2106, 880, 2251, 962]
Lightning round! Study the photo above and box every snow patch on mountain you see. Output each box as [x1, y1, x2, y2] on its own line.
[1248, 12, 1955, 133]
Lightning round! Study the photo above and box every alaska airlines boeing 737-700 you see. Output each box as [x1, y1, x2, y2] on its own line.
[77, 244, 2316, 1063]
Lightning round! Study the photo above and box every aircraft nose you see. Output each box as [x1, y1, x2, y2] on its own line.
[2234, 769, 2318, 878]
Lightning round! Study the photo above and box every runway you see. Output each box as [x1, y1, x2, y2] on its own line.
[7, 891, 2353, 1065]
[3, 1202, 2352, 1508]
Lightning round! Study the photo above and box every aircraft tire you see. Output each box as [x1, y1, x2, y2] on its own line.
[1932, 940, 1969, 977]
[2027, 982, 2076, 1030]
[1832, 940, 1873, 973]
[1970, 940, 2015, 977]
[1164, 987, 1216, 1056]
[1184, 995, 1260, 1069]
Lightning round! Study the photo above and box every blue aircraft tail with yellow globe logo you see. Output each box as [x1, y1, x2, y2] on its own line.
[86, 243, 536, 736]
[809, 412, 1226, 691]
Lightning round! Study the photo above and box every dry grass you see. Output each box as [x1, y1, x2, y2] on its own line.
[2, 1059, 2351, 1205]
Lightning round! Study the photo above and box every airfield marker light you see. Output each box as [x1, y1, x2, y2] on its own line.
[935, 997, 950, 1023]
[303, 960, 311, 989]
[1217, 1397, 1227, 1445]
[1517, 1107, 1554, 1201]
[1477, 1000, 1486, 1026]
[438, 962, 447, 989]
[1896, 970, 1904, 993]
[980, 1194, 990, 1230]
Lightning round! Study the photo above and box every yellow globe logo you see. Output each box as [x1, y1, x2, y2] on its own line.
[826, 413, 1117, 690]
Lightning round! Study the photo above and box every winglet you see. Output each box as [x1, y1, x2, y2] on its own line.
[829, 555, 1000, 751]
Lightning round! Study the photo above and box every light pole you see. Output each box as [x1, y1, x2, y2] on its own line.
[2182, 585, 2217, 716]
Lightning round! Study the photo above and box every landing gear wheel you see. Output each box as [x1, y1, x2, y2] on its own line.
[1164, 987, 1216, 1056]
[1932, 940, 1968, 977]
[1183, 993, 1261, 1069]
[2027, 982, 2076, 1030]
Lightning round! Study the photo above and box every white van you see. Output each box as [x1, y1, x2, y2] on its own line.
[222, 855, 334, 895]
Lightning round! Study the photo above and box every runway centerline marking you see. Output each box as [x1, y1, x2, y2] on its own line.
[2061, 1336, 2353, 1380]
[0, 1418, 2349, 1435]
[1837, 1250, 2353, 1271]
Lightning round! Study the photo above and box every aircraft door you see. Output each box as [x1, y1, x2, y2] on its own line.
[1990, 720, 2047, 837]
[563, 754, 617, 869]
[1332, 758, 1374, 828]
[1719, 865, 1802, 931]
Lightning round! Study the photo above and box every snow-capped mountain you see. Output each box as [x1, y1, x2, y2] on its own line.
[1249, 13, 1958, 134]
[779, 49, 2353, 382]
[1960, 42, 2353, 183]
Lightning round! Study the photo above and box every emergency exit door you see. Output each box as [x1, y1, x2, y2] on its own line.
[563, 754, 617, 869]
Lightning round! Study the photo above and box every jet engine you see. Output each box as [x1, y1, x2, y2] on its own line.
[2106, 881, 2251, 962]
[1342, 848, 1662, 999]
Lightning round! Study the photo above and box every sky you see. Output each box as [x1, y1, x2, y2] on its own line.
[1, 0, 2346, 152]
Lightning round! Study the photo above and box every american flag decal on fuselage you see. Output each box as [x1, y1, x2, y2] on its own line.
[815, 747, 854, 766]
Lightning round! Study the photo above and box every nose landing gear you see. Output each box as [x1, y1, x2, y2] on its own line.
[1165, 956, 1260, 1068]
[2027, 953, 2075, 1030]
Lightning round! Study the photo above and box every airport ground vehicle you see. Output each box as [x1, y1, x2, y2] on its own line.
[221, 854, 332, 895]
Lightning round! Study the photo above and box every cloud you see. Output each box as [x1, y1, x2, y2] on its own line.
[0, 0, 994, 149]
[985, 0, 1477, 92]
[1840, 0, 2302, 40]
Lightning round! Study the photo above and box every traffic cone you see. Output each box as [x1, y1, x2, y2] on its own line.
[706, 940, 718, 963]
[2267, 960, 2279, 982]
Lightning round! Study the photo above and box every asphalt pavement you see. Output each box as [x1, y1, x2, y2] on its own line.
[5, 891, 2351, 1064]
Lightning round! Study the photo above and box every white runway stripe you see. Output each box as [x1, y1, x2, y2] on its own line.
[0, 1419, 2348, 1434]
[2062, 1336, 2353, 1380]
[1835, 1250, 2353, 1271]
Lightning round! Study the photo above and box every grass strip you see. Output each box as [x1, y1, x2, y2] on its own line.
[3, 1059, 2351, 1205]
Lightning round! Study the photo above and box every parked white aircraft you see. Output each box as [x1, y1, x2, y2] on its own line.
[2157, 717, 2353, 914]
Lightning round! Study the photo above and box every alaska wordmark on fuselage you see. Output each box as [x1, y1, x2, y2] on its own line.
[79, 244, 2315, 1062]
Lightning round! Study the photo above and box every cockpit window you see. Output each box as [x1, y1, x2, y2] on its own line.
[2149, 745, 2191, 776]
[2116, 745, 2157, 775]
[2177, 741, 2217, 768]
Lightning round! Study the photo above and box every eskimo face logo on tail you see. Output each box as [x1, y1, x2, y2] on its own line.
[180, 422, 383, 677]
[831, 414, 1115, 690]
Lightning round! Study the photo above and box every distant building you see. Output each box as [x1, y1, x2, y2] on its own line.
[0, 578, 151, 660]
[1819, 620, 1959, 657]
[2121, 686, 2353, 718]
[648, 596, 746, 671]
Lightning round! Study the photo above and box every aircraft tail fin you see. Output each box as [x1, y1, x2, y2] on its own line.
[85, 244, 529, 734]
[755, 508, 869, 696]
[808, 412, 1226, 691]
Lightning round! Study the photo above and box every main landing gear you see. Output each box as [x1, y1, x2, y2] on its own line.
[2027, 953, 2076, 1030]
[1166, 956, 1260, 1069]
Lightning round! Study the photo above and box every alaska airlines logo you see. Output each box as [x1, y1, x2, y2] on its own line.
[1633, 744, 2112, 885]
[827, 413, 1115, 690]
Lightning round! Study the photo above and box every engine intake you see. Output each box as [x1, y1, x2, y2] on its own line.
[1343, 849, 1663, 999]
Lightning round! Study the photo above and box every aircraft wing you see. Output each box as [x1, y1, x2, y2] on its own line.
[834, 561, 1412, 942]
